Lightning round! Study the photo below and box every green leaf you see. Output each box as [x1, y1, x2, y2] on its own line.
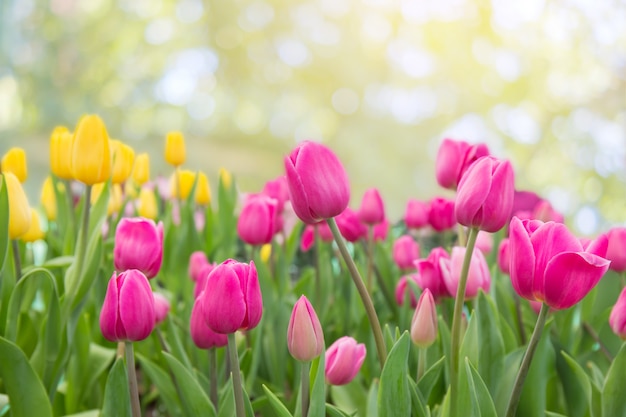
[0, 175, 9, 275]
[62, 410, 101, 417]
[261, 385, 293, 417]
[464, 358, 497, 417]
[326, 404, 354, 417]
[309, 353, 327, 417]
[101, 357, 131, 417]
[517, 322, 554, 417]
[378, 331, 411, 417]
[545, 412, 569, 417]
[417, 356, 445, 401]
[408, 377, 430, 417]
[0, 336, 53, 417]
[367, 379, 379, 417]
[559, 351, 592, 417]
[163, 351, 217, 417]
[136, 354, 183, 416]
[602, 343, 626, 417]
[218, 378, 235, 417]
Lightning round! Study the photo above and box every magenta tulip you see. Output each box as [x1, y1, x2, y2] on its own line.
[605, 227, 626, 273]
[114, 217, 164, 279]
[609, 287, 626, 339]
[100, 270, 155, 342]
[358, 188, 385, 225]
[287, 295, 324, 362]
[237, 194, 277, 245]
[497, 238, 510, 274]
[393, 235, 420, 270]
[414, 247, 451, 300]
[336, 207, 367, 242]
[395, 274, 421, 308]
[153, 292, 170, 325]
[404, 198, 430, 229]
[262, 175, 290, 211]
[190, 295, 228, 349]
[193, 262, 217, 299]
[428, 197, 456, 232]
[455, 156, 514, 233]
[284, 140, 350, 224]
[435, 138, 490, 190]
[440, 246, 491, 300]
[325, 336, 366, 385]
[373, 219, 390, 241]
[508, 217, 610, 310]
[410, 289, 438, 348]
[200, 259, 262, 334]
[188, 251, 209, 282]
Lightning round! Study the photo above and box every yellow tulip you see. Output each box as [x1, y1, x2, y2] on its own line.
[170, 170, 195, 200]
[219, 167, 232, 190]
[40, 176, 58, 221]
[3, 172, 31, 239]
[132, 153, 150, 186]
[195, 172, 211, 205]
[110, 140, 135, 184]
[71, 115, 111, 185]
[260, 243, 272, 263]
[21, 209, 45, 242]
[1, 147, 28, 183]
[108, 184, 123, 216]
[137, 187, 158, 220]
[49, 126, 74, 180]
[165, 131, 186, 167]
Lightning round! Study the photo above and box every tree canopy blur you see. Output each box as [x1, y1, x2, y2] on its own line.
[0, 0, 624, 234]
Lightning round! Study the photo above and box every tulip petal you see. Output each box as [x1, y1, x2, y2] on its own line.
[243, 261, 263, 330]
[100, 273, 121, 342]
[203, 267, 246, 334]
[118, 270, 156, 341]
[508, 217, 536, 301]
[455, 157, 492, 227]
[284, 154, 316, 224]
[326, 338, 361, 385]
[586, 234, 609, 259]
[478, 160, 514, 232]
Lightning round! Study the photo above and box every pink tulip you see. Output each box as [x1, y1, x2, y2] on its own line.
[153, 292, 170, 325]
[414, 247, 451, 300]
[475, 231, 493, 255]
[497, 238, 510, 274]
[508, 217, 610, 310]
[284, 140, 350, 224]
[188, 251, 209, 282]
[610, 287, 626, 339]
[410, 289, 438, 348]
[357, 188, 385, 225]
[404, 199, 430, 229]
[395, 274, 421, 308]
[455, 156, 514, 233]
[373, 219, 390, 241]
[287, 295, 324, 362]
[237, 194, 277, 245]
[325, 336, 366, 385]
[393, 235, 420, 270]
[200, 259, 262, 334]
[440, 246, 491, 300]
[193, 262, 217, 299]
[100, 270, 155, 342]
[512, 190, 541, 218]
[336, 207, 367, 242]
[435, 138, 489, 190]
[428, 197, 456, 232]
[262, 175, 290, 211]
[190, 295, 228, 349]
[300, 223, 334, 252]
[114, 217, 164, 279]
[605, 227, 626, 273]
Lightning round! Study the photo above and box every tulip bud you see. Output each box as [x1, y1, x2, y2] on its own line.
[165, 131, 186, 167]
[137, 187, 158, 220]
[609, 287, 626, 339]
[195, 172, 211, 205]
[71, 115, 112, 185]
[170, 170, 196, 200]
[132, 153, 150, 186]
[193, 262, 216, 299]
[3, 172, 31, 239]
[358, 188, 385, 225]
[114, 217, 164, 279]
[262, 175, 290, 212]
[20, 209, 45, 242]
[393, 235, 420, 270]
[287, 295, 324, 362]
[404, 198, 429, 229]
[428, 197, 456, 232]
[100, 270, 155, 342]
[410, 289, 438, 348]
[188, 251, 209, 282]
[153, 292, 171, 325]
[1, 147, 28, 183]
[40, 176, 58, 221]
[497, 238, 510, 274]
[190, 295, 228, 349]
[374, 219, 389, 241]
[49, 126, 74, 180]
[606, 227, 626, 273]
[395, 274, 421, 308]
[435, 138, 489, 190]
[237, 195, 277, 246]
[260, 243, 272, 263]
[219, 167, 232, 190]
[110, 140, 135, 184]
[325, 336, 366, 385]
[284, 140, 350, 224]
[532, 199, 564, 223]
[440, 246, 491, 300]
[336, 207, 367, 242]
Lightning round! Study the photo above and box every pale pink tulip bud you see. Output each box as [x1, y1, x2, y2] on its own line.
[605, 227, 626, 273]
[475, 231, 493, 255]
[404, 199, 429, 229]
[410, 289, 438, 348]
[373, 219, 390, 241]
[287, 295, 324, 362]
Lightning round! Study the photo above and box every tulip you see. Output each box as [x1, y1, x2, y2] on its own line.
[508, 217, 610, 310]
[262, 175, 290, 212]
[40, 176, 58, 221]
[132, 153, 150, 186]
[170, 170, 196, 200]
[284, 140, 350, 224]
[193, 262, 217, 299]
[219, 167, 232, 190]
[606, 227, 626, 273]
[335, 207, 367, 242]
[71, 115, 111, 185]
[260, 243, 272, 263]
[49, 126, 74, 180]
[300, 223, 334, 252]
[497, 238, 510, 274]
[609, 287, 626, 339]
[414, 247, 451, 300]
[410, 289, 438, 348]
[395, 274, 421, 308]
[512, 190, 541, 218]
[4, 172, 31, 239]
[237, 194, 277, 245]
[189, 251, 209, 282]
[190, 295, 228, 348]
[1, 147, 28, 183]
[287, 295, 324, 362]
[435, 138, 489, 190]
[99, 269, 155, 342]
[475, 231, 493, 255]
[440, 246, 491, 300]
[165, 131, 186, 167]
[195, 172, 211, 205]
[404, 198, 429, 229]
[20, 209, 45, 242]
[114, 217, 164, 279]
[455, 156, 515, 233]
[393, 235, 420, 270]
[428, 197, 456, 232]
[110, 140, 135, 184]
[153, 292, 170, 325]
[200, 259, 262, 334]
[137, 187, 158, 220]
[357, 188, 385, 225]
[373, 219, 389, 241]
[325, 336, 366, 385]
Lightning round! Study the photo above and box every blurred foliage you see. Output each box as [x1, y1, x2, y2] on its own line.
[0, 0, 624, 233]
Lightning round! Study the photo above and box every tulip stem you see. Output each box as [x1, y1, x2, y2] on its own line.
[124, 341, 142, 417]
[301, 361, 311, 417]
[227, 333, 246, 417]
[505, 303, 550, 417]
[366, 226, 374, 291]
[448, 226, 478, 417]
[11, 240, 22, 282]
[417, 347, 427, 381]
[314, 225, 321, 309]
[327, 217, 387, 368]
[209, 348, 219, 412]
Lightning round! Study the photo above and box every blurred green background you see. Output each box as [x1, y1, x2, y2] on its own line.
[0, 0, 624, 234]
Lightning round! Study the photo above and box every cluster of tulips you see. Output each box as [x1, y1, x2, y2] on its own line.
[1, 116, 626, 417]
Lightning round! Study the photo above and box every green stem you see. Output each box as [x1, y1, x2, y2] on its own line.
[366, 226, 374, 291]
[505, 303, 550, 417]
[417, 347, 427, 382]
[448, 226, 478, 417]
[227, 333, 246, 417]
[301, 361, 311, 417]
[11, 240, 21, 282]
[514, 292, 527, 344]
[327, 217, 387, 368]
[125, 341, 142, 417]
[209, 348, 219, 412]
[314, 226, 321, 309]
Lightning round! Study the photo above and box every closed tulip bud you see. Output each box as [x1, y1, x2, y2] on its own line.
[237, 195, 277, 245]
[195, 172, 211, 205]
[373, 219, 389, 241]
[284, 140, 350, 224]
[428, 197, 456, 232]
[262, 175, 290, 211]
[100, 270, 155, 342]
[189, 251, 209, 282]
[606, 227, 626, 273]
[497, 238, 510, 274]
[170, 170, 195, 200]
[40, 176, 57, 221]
[358, 188, 385, 225]
[200, 259, 262, 333]
[410, 289, 438, 348]
[455, 156, 514, 233]
[153, 292, 170, 325]
[219, 167, 232, 190]
[440, 246, 491, 300]
[190, 295, 228, 349]
[404, 198, 429, 229]
[395, 274, 421, 307]
[260, 243, 272, 263]
[137, 187, 158, 220]
[20, 209, 45, 242]
[336, 207, 367, 242]
[165, 131, 186, 167]
[3, 172, 31, 239]
[393, 235, 420, 270]
[325, 336, 366, 385]
[71, 115, 111, 185]
[49, 126, 74, 180]
[114, 217, 164, 279]
[609, 287, 626, 339]
[287, 295, 324, 362]
[132, 153, 150, 186]
[1, 147, 28, 183]
[435, 138, 490, 190]
[415, 247, 451, 300]
[110, 140, 135, 184]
